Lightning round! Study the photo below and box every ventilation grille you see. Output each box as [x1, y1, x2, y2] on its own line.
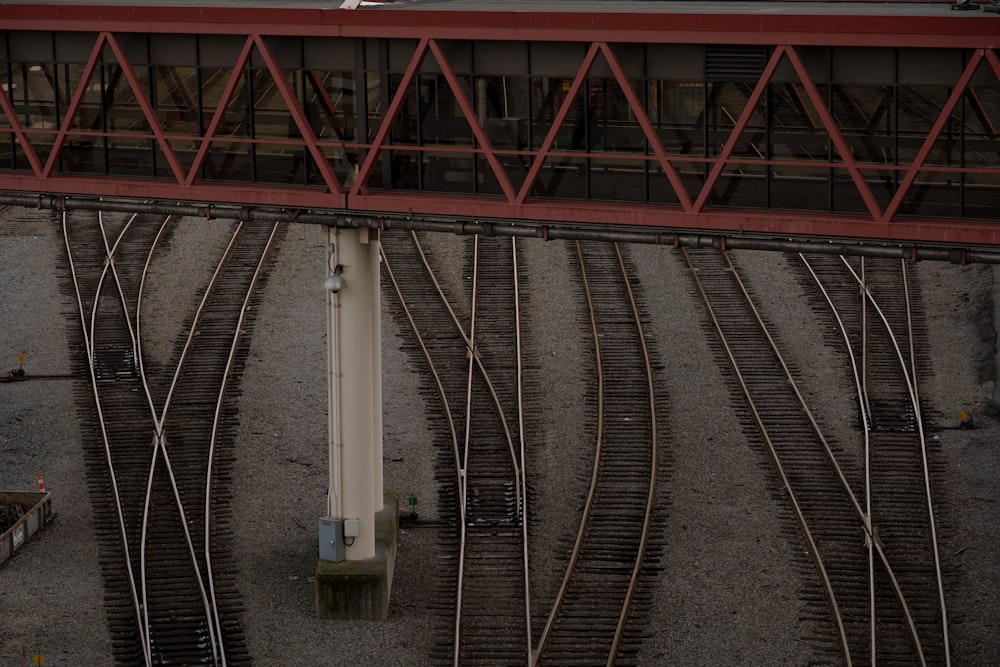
[705, 46, 769, 81]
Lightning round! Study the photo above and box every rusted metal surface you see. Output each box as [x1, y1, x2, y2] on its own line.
[0, 492, 53, 567]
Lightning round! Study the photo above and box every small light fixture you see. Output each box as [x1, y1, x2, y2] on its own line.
[324, 263, 347, 293]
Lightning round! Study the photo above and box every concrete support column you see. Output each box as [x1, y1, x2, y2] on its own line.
[325, 225, 382, 560]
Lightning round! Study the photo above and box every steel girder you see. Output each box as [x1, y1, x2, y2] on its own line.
[1, 7, 1000, 248]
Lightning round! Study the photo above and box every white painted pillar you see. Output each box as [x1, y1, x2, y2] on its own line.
[326, 226, 382, 560]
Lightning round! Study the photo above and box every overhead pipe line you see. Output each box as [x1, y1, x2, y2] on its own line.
[3, 192, 999, 265]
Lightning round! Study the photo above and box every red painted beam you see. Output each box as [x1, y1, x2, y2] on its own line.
[6, 169, 998, 247]
[0, 173, 346, 210]
[1, 5, 997, 49]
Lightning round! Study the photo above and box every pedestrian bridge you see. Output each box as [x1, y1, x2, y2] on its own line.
[1, 0, 999, 258]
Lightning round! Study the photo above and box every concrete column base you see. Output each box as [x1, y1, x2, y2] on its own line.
[315, 494, 398, 620]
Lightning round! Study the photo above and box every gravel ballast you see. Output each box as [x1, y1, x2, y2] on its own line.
[1, 209, 998, 665]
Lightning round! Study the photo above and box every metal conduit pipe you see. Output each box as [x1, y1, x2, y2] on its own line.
[3, 192, 1000, 265]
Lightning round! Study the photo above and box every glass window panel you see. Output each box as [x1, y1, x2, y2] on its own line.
[153, 66, 200, 136]
[155, 142, 187, 179]
[964, 171, 1000, 220]
[202, 140, 252, 181]
[652, 81, 706, 157]
[530, 76, 584, 151]
[830, 84, 893, 165]
[306, 70, 357, 144]
[388, 74, 419, 146]
[199, 67, 250, 137]
[54, 63, 104, 132]
[963, 87, 1000, 169]
[475, 154, 512, 196]
[107, 136, 151, 176]
[0, 71, 15, 129]
[771, 166, 830, 212]
[532, 155, 587, 199]
[16, 64, 58, 133]
[384, 149, 420, 190]
[706, 81, 765, 159]
[0, 133, 14, 169]
[770, 83, 829, 162]
[588, 78, 644, 154]
[493, 152, 529, 195]
[897, 85, 954, 166]
[418, 73, 473, 147]
[421, 151, 476, 194]
[651, 160, 704, 204]
[590, 156, 647, 202]
[57, 133, 105, 175]
[476, 76, 529, 151]
[253, 141, 298, 184]
[364, 152, 387, 190]
[25, 132, 55, 165]
[833, 167, 894, 214]
[706, 162, 767, 208]
[897, 169, 960, 219]
[104, 64, 151, 135]
[252, 68, 300, 141]
[362, 70, 385, 143]
[321, 142, 356, 189]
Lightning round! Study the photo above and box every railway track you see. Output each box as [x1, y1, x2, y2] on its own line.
[532, 241, 664, 667]
[684, 247, 951, 665]
[796, 254, 950, 665]
[60, 209, 280, 665]
[383, 234, 667, 666]
[382, 230, 531, 666]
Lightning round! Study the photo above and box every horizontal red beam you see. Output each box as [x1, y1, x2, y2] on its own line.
[0, 173, 346, 211]
[2, 5, 997, 49]
[5, 172, 999, 248]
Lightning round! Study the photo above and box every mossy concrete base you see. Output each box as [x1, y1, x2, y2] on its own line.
[315, 494, 398, 620]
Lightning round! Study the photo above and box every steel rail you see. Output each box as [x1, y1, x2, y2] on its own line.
[900, 260, 951, 667]
[533, 240, 657, 666]
[202, 220, 281, 667]
[605, 241, 658, 667]
[408, 233, 526, 529]
[533, 239, 607, 663]
[94, 210, 203, 665]
[61, 209, 151, 667]
[381, 233, 469, 666]
[136, 221, 249, 667]
[682, 246, 853, 666]
[405, 232, 529, 665]
[512, 236, 533, 667]
[721, 252, 925, 624]
[798, 253, 879, 663]
[95, 210, 222, 666]
[729, 249, 932, 664]
[834, 256, 950, 666]
[454, 235, 529, 665]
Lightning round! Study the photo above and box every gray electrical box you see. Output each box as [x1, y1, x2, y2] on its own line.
[318, 517, 345, 563]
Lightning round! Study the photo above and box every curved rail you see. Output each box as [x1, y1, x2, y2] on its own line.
[802, 254, 949, 665]
[62, 210, 152, 664]
[381, 231, 531, 665]
[64, 210, 274, 665]
[682, 247, 853, 664]
[534, 241, 658, 666]
[685, 246, 949, 664]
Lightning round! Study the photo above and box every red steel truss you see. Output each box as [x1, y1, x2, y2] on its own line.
[2, 5, 1000, 247]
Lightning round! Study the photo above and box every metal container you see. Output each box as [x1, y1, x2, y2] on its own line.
[0, 491, 53, 567]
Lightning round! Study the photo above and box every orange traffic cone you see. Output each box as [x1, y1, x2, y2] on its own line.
[37, 470, 45, 492]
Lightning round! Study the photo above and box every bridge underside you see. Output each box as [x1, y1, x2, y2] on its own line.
[1, 4, 1000, 255]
